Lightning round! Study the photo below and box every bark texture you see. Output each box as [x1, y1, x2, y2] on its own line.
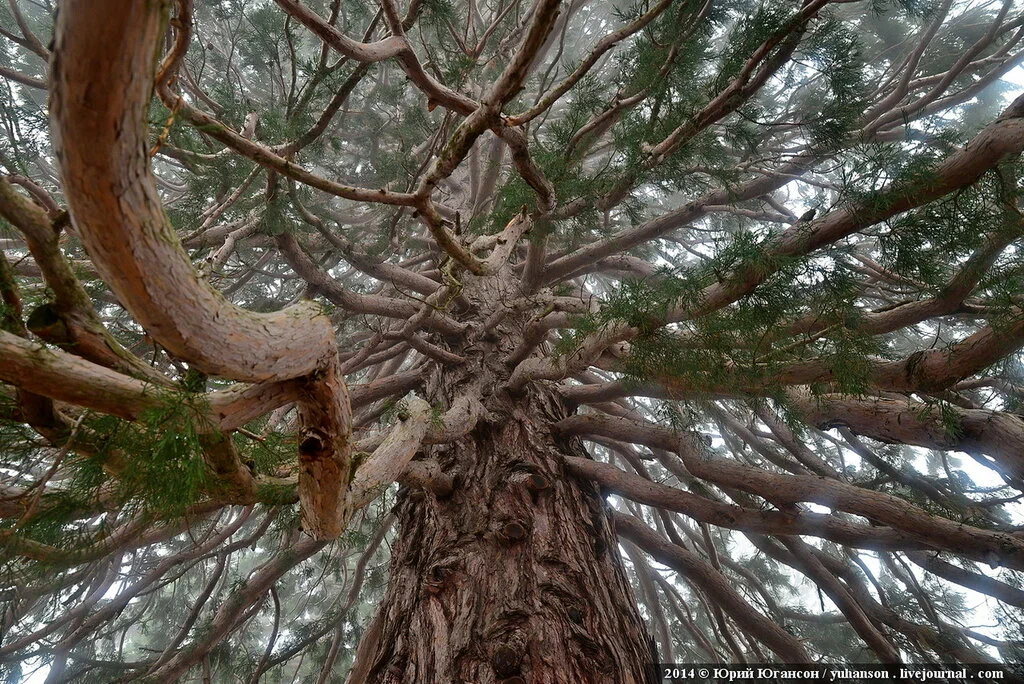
[352, 385, 657, 683]
[6, 0, 1024, 677]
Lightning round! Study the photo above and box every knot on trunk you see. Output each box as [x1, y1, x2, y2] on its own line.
[298, 429, 328, 458]
[499, 520, 529, 542]
[524, 472, 551, 492]
[26, 303, 67, 342]
[492, 645, 523, 677]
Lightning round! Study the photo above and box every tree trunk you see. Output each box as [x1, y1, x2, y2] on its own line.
[349, 381, 658, 683]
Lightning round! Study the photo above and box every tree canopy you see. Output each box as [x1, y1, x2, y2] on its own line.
[1, 0, 1024, 680]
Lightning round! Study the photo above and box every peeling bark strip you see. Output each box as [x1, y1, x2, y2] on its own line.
[49, 0, 353, 539]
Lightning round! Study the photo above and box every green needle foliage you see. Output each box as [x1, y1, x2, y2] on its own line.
[2, 0, 1024, 680]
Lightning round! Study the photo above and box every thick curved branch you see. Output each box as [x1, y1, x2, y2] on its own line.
[50, 1, 337, 384]
[50, 1, 360, 538]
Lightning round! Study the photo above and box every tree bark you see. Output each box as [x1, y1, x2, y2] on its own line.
[350, 387, 657, 683]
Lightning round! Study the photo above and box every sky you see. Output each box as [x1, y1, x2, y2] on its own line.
[11, 9, 1024, 684]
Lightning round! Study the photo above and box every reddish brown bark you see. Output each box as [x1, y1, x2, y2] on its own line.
[351, 388, 657, 684]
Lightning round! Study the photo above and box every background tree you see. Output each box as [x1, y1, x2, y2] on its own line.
[1, 0, 1024, 681]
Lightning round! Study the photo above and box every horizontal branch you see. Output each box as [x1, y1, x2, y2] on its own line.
[566, 455, 929, 551]
[0, 64, 46, 89]
[789, 390, 1024, 480]
[558, 412, 1024, 570]
[0, 329, 165, 420]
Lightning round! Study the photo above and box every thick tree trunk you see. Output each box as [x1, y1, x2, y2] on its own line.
[349, 383, 657, 683]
